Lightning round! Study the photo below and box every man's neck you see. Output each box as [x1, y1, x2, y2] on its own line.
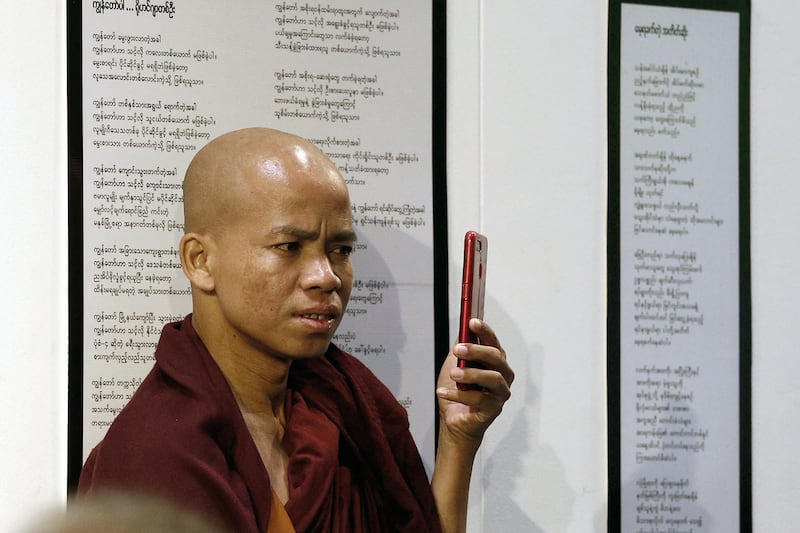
[191, 313, 293, 502]
[221, 351, 291, 417]
[190, 312, 291, 417]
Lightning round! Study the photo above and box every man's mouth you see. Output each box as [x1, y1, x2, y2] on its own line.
[298, 312, 338, 331]
[300, 313, 334, 321]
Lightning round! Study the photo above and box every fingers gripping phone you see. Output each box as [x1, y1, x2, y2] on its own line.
[457, 231, 487, 389]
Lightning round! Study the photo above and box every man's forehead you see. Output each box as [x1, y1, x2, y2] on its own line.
[250, 144, 317, 180]
[183, 127, 350, 233]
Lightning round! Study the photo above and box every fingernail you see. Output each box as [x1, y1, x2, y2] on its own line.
[451, 368, 464, 380]
[454, 344, 467, 356]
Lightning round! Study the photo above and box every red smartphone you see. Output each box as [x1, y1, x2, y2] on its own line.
[457, 231, 487, 388]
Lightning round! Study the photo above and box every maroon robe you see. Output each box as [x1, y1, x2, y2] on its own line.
[78, 315, 442, 533]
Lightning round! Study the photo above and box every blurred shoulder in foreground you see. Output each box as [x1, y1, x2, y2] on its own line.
[24, 490, 233, 533]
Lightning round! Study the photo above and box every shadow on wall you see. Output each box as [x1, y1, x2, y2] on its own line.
[338, 228, 442, 469]
[480, 299, 577, 532]
[335, 229, 405, 394]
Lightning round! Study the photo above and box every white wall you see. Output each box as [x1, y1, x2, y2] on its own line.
[749, 1, 800, 530]
[446, 2, 608, 531]
[2, 1, 798, 531]
[0, 1, 68, 531]
[446, 0, 800, 531]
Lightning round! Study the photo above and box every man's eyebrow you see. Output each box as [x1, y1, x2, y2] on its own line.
[269, 225, 357, 242]
[332, 229, 358, 243]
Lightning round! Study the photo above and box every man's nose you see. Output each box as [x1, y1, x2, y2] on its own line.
[301, 253, 342, 291]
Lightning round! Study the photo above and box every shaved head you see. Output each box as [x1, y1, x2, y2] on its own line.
[178, 127, 356, 365]
[182, 127, 347, 235]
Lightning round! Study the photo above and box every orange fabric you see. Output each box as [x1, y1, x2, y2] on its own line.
[267, 489, 296, 533]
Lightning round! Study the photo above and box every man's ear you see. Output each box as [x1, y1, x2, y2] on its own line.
[180, 233, 215, 292]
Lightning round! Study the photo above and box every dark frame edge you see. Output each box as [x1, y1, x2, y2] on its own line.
[432, 0, 448, 446]
[66, 0, 84, 493]
[606, 2, 623, 532]
[737, 2, 753, 531]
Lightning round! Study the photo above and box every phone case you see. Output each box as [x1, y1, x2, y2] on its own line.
[457, 231, 487, 377]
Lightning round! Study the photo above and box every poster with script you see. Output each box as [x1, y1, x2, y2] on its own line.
[608, 1, 751, 531]
[73, 0, 440, 479]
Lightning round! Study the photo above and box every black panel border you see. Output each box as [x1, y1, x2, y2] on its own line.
[431, 0, 448, 444]
[67, 0, 449, 491]
[607, 1, 751, 531]
[66, 0, 84, 492]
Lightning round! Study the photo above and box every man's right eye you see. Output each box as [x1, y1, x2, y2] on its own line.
[274, 242, 300, 252]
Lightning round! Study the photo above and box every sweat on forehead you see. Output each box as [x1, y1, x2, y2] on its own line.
[181, 127, 345, 233]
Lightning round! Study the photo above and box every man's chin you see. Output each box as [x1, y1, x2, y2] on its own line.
[285, 338, 333, 360]
[289, 349, 328, 361]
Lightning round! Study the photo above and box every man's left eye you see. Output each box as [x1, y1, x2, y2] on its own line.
[332, 245, 353, 256]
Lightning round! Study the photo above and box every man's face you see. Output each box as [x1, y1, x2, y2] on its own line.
[208, 158, 355, 362]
